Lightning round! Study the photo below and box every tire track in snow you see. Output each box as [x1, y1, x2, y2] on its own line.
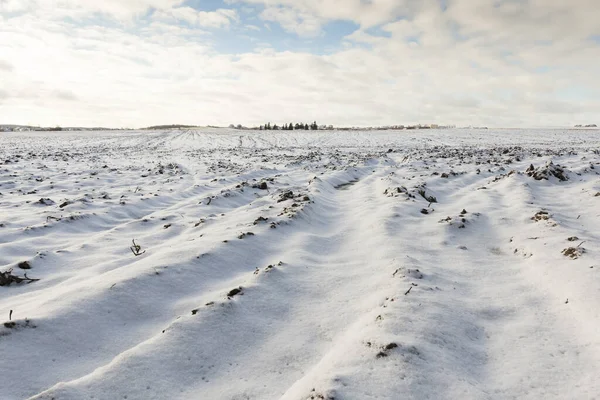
[2, 130, 599, 400]
[28, 167, 409, 400]
[26, 164, 600, 400]
[281, 168, 600, 400]
[2, 170, 313, 399]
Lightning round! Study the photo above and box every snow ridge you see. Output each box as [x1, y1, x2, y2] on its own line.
[0, 129, 599, 399]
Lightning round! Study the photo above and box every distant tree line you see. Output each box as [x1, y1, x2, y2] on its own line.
[260, 121, 319, 130]
[143, 124, 197, 130]
[43, 126, 63, 131]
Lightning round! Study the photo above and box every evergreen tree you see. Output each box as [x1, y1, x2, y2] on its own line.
[304, 123, 309, 130]
[289, 122, 294, 130]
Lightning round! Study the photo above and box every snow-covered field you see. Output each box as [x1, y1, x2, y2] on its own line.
[1, 128, 599, 400]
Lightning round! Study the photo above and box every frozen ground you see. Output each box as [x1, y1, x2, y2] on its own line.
[1, 128, 599, 400]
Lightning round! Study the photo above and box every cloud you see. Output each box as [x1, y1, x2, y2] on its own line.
[1, 0, 190, 22]
[0, 0, 599, 127]
[0, 59, 13, 71]
[446, 0, 599, 43]
[231, 0, 419, 28]
[52, 0, 185, 18]
[260, 6, 323, 36]
[52, 89, 78, 101]
[153, 7, 239, 29]
[0, 0, 36, 13]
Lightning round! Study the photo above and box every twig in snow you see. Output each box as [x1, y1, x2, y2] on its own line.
[130, 239, 146, 256]
[404, 286, 413, 295]
[0, 269, 40, 286]
[577, 241, 586, 248]
[417, 189, 437, 204]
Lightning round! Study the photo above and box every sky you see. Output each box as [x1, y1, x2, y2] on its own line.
[0, 0, 599, 128]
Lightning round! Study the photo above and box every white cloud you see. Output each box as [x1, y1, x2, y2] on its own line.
[52, 0, 185, 18]
[0, 0, 36, 13]
[0, 0, 599, 128]
[153, 7, 239, 28]
[0, 0, 190, 21]
[0, 59, 13, 71]
[231, 0, 420, 29]
[260, 6, 322, 36]
[245, 24, 261, 31]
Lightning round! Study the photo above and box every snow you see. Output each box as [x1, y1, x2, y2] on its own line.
[1, 128, 599, 399]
